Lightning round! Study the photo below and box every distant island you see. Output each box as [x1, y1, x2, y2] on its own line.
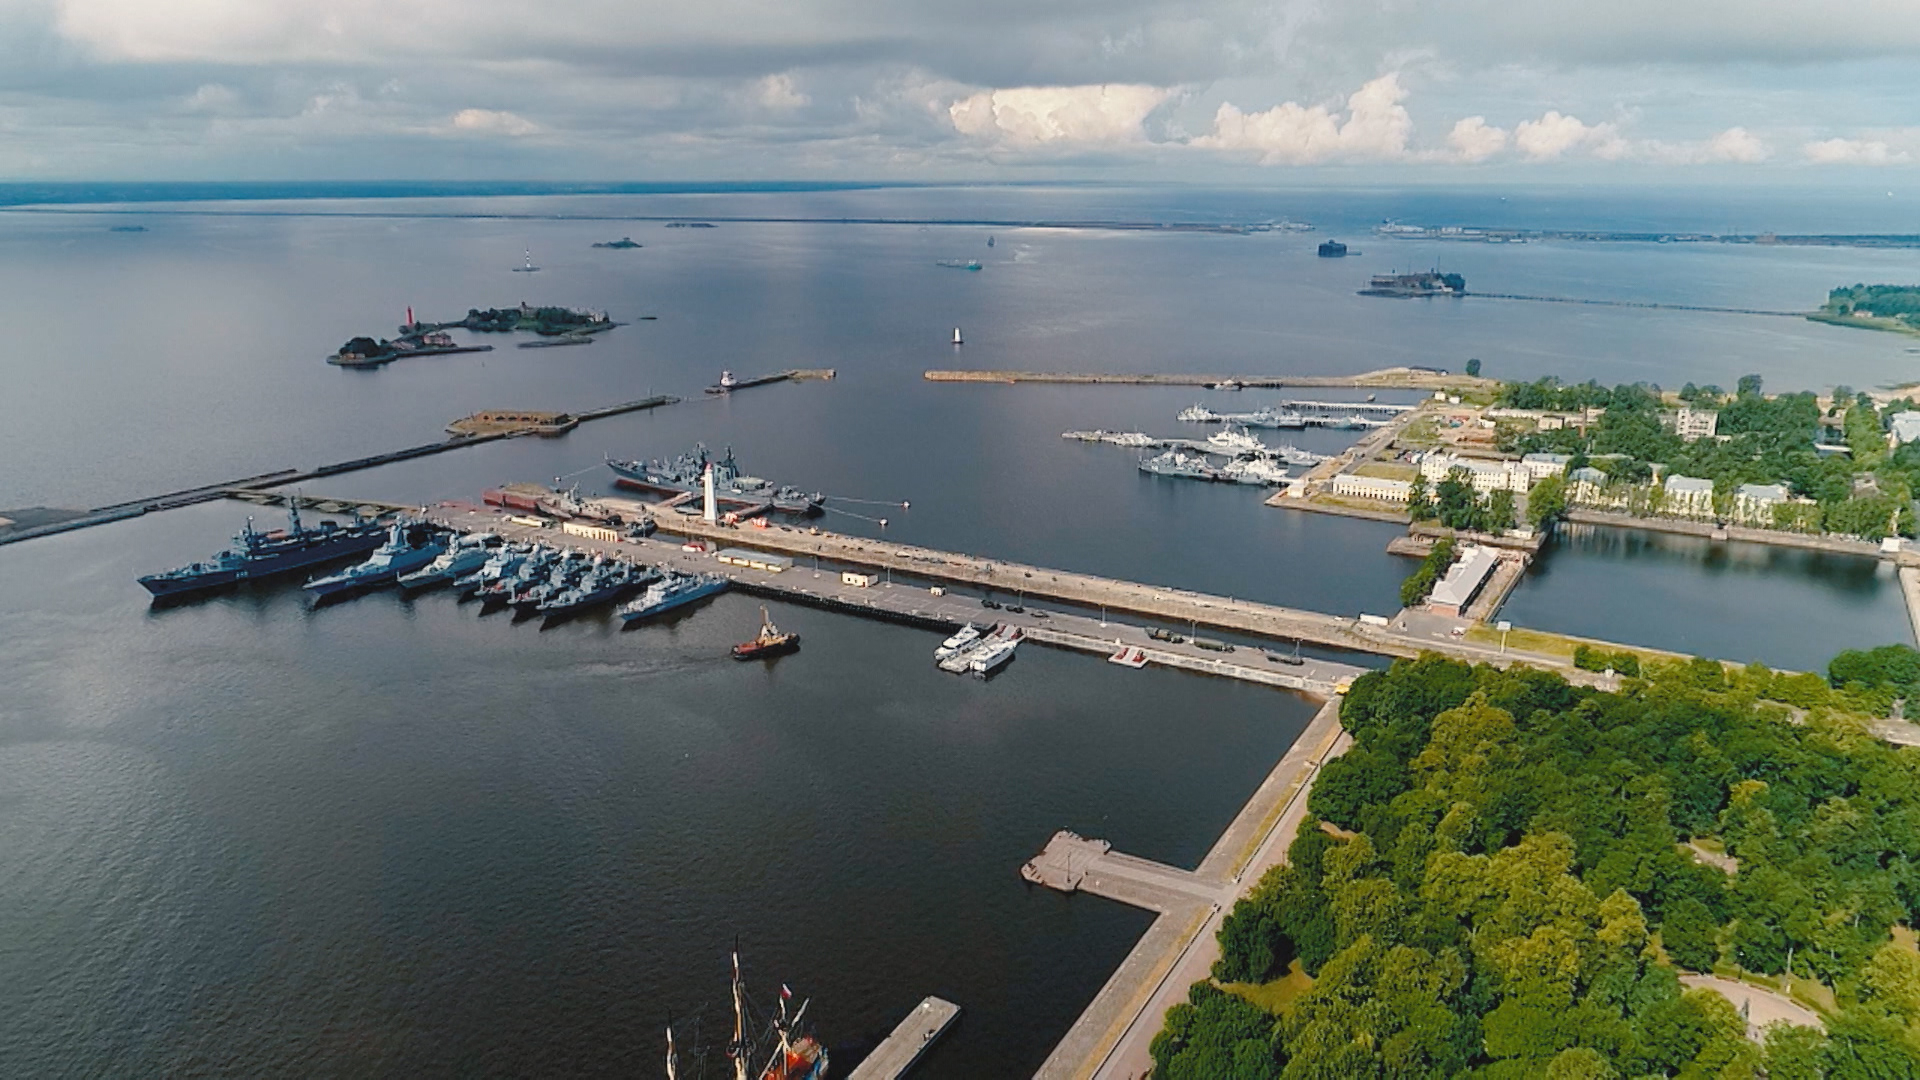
[1810, 284, 1920, 337]
[665, 222, 717, 229]
[1360, 270, 1465, 298]
[329, 304, 616, 367]
[592, 237, 643, 249]
[108, 224, 147, 233]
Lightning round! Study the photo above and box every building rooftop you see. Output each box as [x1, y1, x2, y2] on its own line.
[1429, 545, 1501, 609]
[1664, 475, 1715, 494]
[1736, 483, 1790, 502]
[1521, 452, 1572, 465]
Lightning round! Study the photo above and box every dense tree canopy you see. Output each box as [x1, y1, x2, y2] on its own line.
[1151, 655, 1920, 1079]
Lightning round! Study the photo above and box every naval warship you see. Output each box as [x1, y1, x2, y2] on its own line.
[137, 502, 388, 600]
[605, 445, 825, 515]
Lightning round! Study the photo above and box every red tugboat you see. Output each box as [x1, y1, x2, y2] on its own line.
[732, 606, 800, 660]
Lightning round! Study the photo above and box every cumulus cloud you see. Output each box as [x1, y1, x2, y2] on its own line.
[1445, 116, 1507, 162]
[449, 108, 539, 137]
[1512, 110, 1605, 159]
[1192, 73, 1413, 165]
[1802, 137, 1907, 164]
[750, 74, 809, 110]
[948, 84, 1172, 145]
[1702, 126, 1767, 163]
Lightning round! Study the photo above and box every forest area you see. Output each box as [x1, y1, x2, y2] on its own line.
[1150, 652, 1920, 1078]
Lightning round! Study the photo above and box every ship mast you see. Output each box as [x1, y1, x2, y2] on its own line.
[666, 1014, 679, 1080]
[729, 946, 751, 1080]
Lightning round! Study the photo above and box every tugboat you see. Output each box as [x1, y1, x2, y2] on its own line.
[732, 606, 800, 660]
[137, 501, 388, 600]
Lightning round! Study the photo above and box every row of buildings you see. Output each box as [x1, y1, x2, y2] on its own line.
[1329, 448, 1803, 527]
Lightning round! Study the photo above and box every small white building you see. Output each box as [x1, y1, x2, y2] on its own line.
[1427, 544, 1502, 618]
[1890, 412, 1920, 446]
[1418, 452, 1529, 494]
[1733, 483, 1790, 525]
[1663, 475, 1717, 519]
[1673, 407, 1719, 442]
[1519, 452, 1571, 482]
[1331, 474, 1414, 503]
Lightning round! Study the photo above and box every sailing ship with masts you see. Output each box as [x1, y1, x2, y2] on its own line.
[668, 946, 828, 1080]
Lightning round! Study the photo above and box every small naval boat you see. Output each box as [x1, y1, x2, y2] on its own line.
[452, 544, 534, 599]
[1237, 407, 1307, 430]
[303, 521, 447, 600]
[397, 532, 498, 591]
[137, 502, 389, 600]
[968, 637, 1019, 676]
[619, 571, 729, 624]
[1219, 457, 1291, 486]
[1177, 404, 1222, 423]
[606, 445, 824, 515]
[934, 623, 984, 660]
[732, 606, 800, 660]
[1138, 450, 1222, 481]
[538, 561, 656, 621]
[1205, 425, 1267, 455]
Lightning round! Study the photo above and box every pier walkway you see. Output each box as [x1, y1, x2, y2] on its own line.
[847, 997, 961, 1080]
[595, 497, 1398, 663]
[423, 502, 1372, 697]
[1029, 696, 1351, 1080]
[926, 366, 1493, 393]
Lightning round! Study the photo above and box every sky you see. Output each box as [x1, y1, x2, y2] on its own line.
[3, 0, 1919, 181]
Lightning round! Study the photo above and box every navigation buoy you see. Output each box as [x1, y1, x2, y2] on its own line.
[952, 327, 963, 346]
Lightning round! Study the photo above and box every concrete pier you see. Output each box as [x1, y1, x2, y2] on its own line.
[422, 501, 1373, 697]
[847, 997, 961, 1080]
[1900, 566, 1920, 648]
[1029, 696, 1351, 1080]
[925, 366, 1494, 393]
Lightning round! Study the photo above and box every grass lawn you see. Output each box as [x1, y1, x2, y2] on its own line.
[1221, 960, 1315, 1015]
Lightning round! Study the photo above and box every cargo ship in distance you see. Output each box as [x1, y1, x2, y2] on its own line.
[606, 445, 825, 516]
[137, 503, 389, 600]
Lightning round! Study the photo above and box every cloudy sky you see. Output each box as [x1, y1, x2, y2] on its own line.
[3, 0, 1918, 180]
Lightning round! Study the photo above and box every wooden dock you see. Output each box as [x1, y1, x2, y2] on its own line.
[925, 366, 1493, 393]
[847, 997, 961, 1080]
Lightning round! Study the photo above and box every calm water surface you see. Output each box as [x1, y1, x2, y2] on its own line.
[2, 185, 1916, 1074]
[0, 500, 1316, 1076]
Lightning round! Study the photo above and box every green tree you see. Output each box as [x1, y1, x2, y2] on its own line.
[1486, 488, 1517, 532]
[1407, 473, 1434, 521]
[1466, 357, 1483, 377]
[1737, 373, 1764, 397]
[1660, 896, 1719, 971]
[1528, 473, 1568, 530]
[1150, 982, 1283, 1080]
